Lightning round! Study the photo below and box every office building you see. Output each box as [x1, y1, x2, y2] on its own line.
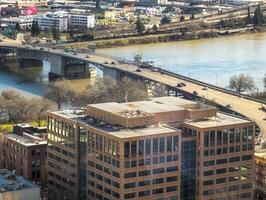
[0, 125, 47, 185]
[47, 96, 255, 200]
[0, 169, 40, 200]
[0, 16, 34, 30]
[34, 11, 68, 32]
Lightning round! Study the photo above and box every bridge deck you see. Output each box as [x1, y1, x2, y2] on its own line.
[1, 42, 265, 138]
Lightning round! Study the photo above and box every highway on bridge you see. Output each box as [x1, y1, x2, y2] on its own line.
[1, 40, 266, 138]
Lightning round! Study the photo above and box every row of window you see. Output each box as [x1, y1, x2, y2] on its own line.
[124, 187, 178, 199]
[48, 133, 75, 149]
[87, 161, 120, 178]
[203, 155, 253, 167]
[48, 170, 75, 187]
[204, 144, 253, 157]
[124, 176, 178, 189]
[48, 144, 76, 159]
[204, 126, 253, 148]
[87, 169, 120, 189]
[124, 136, 179, 159]
[124, 166, 179, 179]
[48, 152, 76, 169]
[48, 117, 75, 140]
[203, 174, 252, 186]
[203, 185, 252, 198]
[88, 189, 119, 200]
[88, 132, 120, 158]
[94, 153, 120, 168]
[125, 154, 178, 168]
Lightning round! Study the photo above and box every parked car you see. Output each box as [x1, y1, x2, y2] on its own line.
[192, 91, 198, 96]
[136, 69, 141, 72]
[202, 86, 208, 90]
[226, 104, 232, 109]
[111, 61, 116, 64]
[85, 55, 90, 58]
[176, 83, 183, 87]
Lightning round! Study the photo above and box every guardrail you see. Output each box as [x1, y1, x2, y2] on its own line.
[157, 68, 266, 105]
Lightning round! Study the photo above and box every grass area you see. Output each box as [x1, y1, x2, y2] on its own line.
[0, 120, 47, 133]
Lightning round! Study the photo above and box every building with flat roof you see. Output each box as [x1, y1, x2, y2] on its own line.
[47, 96, 255, 200]
[0, 169, 40, 200]
[0, 16, 34, 30]
[0, 125, 47, 186]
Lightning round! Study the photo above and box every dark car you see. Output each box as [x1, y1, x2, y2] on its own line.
[180, 82, 186, 86]
[111, 61, 116, 64]
[176, 83, 183, 87]
[136, 69, 141, 72]
[192, 91, 198, 96]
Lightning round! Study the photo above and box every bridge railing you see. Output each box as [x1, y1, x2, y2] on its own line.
[157, 68, 266, 105]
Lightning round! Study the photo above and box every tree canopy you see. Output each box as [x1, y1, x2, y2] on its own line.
[229, 74, 255, 93]
[135, 16, 145, 34]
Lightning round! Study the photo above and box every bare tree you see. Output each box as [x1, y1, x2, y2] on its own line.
[45, 79, 74, 109]
[152, 83, 168, 97]
[229, 74, 255, 93]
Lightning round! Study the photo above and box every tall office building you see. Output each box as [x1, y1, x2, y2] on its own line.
[47, 96, 255, 200]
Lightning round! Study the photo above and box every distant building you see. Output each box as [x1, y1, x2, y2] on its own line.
[47, 96, 255, 200]
[137, 0, 168, 6]
[68, 11, 95, 29]
[0, 169, 40, 200]
[34, 11, 68, 32]
[0, 16, 34, 30]
[0, 124, 47, 186]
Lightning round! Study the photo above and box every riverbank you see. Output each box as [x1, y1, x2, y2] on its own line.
[60, 26, 262, 49]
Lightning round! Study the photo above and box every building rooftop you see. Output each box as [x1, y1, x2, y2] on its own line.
[0, 169, 38, 193]
[4, 133, 47, 146]
[184, 112, 251, 129]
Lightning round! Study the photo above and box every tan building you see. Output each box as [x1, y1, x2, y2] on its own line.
[0, 131, 47, 186]
[47, 96, 255, 200]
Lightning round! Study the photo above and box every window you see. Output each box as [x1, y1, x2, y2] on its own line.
[242, 155, 252, 161]
[139, 180, 150, 187]
[167, 166, 178, 172]
[153, 178, 164, 184]
[139, 190, 150, 197]
[124, 172, 136, 179]
[203, 180, 214, 186]
[166, 176, 178, 182]
[139, 170, 150, 176]
[124, 193, 135, 199]
[223, 129, 228, 144]
[204, 131, 209, 147]
[145, 139, 151, 155]
[152, 188, 164, 194]
[159, 137, 165, 153]
[217, 130, 222, 145]
[204, 170, 214, 176]
[216, 158, 227, 165]
[153, 138, 158, 154]
[124, 142, 130, 158]
[124, 182, 136, 189]
[167, 186, 177, 192]
[210, 130, 215, 146]
[204, 160, 215, 167]
[173, 136, 178, 151]
[229, 156, 240, 163]
[230, 128, 235, 144]
[167, 136, 172, 152]
[139, 140, 144, 156]
[153, 168, 164, 174]
[131, 141, 136, 158]
[216, 168, 227, 174]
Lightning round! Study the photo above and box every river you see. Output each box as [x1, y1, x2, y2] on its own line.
[1, 32, 266, 96]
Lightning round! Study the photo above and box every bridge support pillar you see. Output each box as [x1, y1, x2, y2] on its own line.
[103, 67, 122, 82]
[49, 54, 65, 78]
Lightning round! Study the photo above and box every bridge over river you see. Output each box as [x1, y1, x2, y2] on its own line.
[0, 43, 265, 137]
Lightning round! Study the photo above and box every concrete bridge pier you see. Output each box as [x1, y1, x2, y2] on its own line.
[103, 67, 123, 82]
[49, 54, 65, 79]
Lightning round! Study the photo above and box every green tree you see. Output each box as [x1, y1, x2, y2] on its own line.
[135, 16, 145, 34]
[31, 21, 40, 36]
[160, 15, 171, 25]
[15, 22, 20, 32]
[229, 74, 255, 93]
[52, 28, 60, 42]
[253, 6, 263, 26]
